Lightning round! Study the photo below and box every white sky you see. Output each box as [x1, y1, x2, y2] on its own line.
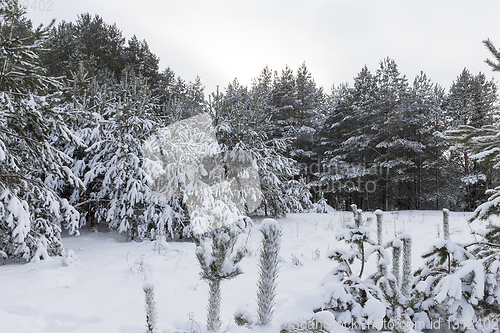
[26, 0, 500, 95]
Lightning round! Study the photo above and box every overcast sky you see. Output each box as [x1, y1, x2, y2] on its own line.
[26, 0, 500, 94]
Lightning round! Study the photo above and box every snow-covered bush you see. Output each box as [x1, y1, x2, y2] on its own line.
[317, 193, 328, 214]
[61, 249, 77, 266]
[234, 306, 254, 328]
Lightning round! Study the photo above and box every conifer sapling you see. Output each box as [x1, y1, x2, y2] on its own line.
[257, 218, 282, 325]
[143, 282, 158, 333]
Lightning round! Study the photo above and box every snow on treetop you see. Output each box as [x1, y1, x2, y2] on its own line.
[392, 239, 402, 248]
[400, 232, 412, 239]
[143, 281, 154, 290]
[261, 218, 279, 233]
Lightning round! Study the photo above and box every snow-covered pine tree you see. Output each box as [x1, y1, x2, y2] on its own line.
[413, 209, 483, 332]
[317, 64, 448, 211]
[143, 282, 158, 333]
[256, 218, 282, 326]
[466, 191, 500, 319]
[448, 44, 500, 321]
[195, 224, 246, 333]
[442, 69, 498, 211]
[145, 110, 243, 236]
[441, 123, 500, 222]
[0, 2, 83, 261]
[123, 35, 160, 86]
[484, 39, 500, 71]
[211, 77, 311, 217]
[317, 67, 380, 210]
[407, 72, 449, 210]
[372, 58, 412, 211]
[316, 205, 387, 329]
[378, 234, 421, 333]
[439, 122, 500, 317]
[68, 68, 185, 239]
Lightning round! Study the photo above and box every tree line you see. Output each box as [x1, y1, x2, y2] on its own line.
[0, 2, 499, 261]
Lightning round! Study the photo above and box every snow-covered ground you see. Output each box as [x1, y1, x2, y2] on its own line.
[0, 210, 480, 333]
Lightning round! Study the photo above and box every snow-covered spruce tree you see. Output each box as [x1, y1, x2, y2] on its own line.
[316, 204, 387, 329]
[256, 218, 282, 326]
[0, 3, 83, 261]
[195, 223, 247, 333]
[412, 209, 483, 332]
[143, 282, 158, 333]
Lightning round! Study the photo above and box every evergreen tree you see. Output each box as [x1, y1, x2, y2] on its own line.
[195, 224, 246, 333]
[316, 82, 358, 210]
[270, 65, 297, 143]
[256, 219, 282, 325]
[410, 76, 452, 210]
[41, 13, 126, 81]
[484, 39, 500, 71]
[316, 62, 451, 211]
[0, 2, 82, 261]
[143, 282, 158, 333]
[293, 62, 323, 167]
[123, 35, 160, 86]
[413, 210, 482, 332]
[317, 205, 387, 329]
[379, 234, 426, 333]
[372, 58, 411, 211]
[211, 77, 310, 217]
[69, 71, 185, 239]
[443, 69, 498, 210]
